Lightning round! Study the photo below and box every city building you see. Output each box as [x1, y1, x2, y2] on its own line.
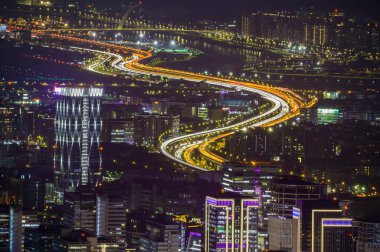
[204, 194, 260, 252]
[96, 192, 126, 246]
[7, 29, 32, 40]
[129, 180, 200, 216]
[103, 119, 134, 144]
[29, 113, 56, 164]
[187, 231, 202, 252]
[268, 216, 299, 252]
[15, 169, 46, 211]
[323, 91, 340, 100]
[140, 217, 181, 252]
[239, 10, 380, 50]
[0, 104, 37, 142]
[0, 24, 6, 35]
[226, 128, 268, 162]
[355, 220, 380, 252]
[243, 12, 304, 43]
[269, 199, 355, 252]
[57, 230, 121, 252]
[292, 199, 356, 252]
[222, 162, 278, 196]
[197, 107, 209, 121]
[281, 129, 306, 164]
[208, 107, 228, 121]
[16, 0, 43, 6]
[304, 24, 328, 46]
[129, 182, 158, 212]
[21, 211, 40, 230]
[317, 217, 354, 252]
[0, 107, 16, 140]
[222, 161, 279, 250]
[33, 113, 55, 150]
[0, 205, 23, 252]
[63, 190, 127, 247]
[0, 140, 27, 169]
[172, 215, 203, 252]
[24, 224, 61, 252]
[316, 108, 343, 125]
[181, 106, 197, 119]
[134, 114, 179, 147]
[268, 178, 326, 251]
[270, 178, 326, 218]
[63, 191, 97, 233]
[241, 15, 252, 38]
[54, 87, 103, 202]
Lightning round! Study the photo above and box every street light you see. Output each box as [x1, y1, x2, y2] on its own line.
[115, 33, 122, 41]
[170, 40, 176, 46]
[153, 40, 158, 46]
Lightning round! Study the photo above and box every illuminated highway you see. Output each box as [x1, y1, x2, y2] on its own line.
[40, 33, 307, 171]
[87, 55, 113, 75]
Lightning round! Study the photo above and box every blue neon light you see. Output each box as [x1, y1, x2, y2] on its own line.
[322, 219, 352, 226]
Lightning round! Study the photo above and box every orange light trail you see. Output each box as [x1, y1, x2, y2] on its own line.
[32, 31, 313, 170]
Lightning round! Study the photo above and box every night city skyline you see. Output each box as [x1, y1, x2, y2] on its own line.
[0, 0, 380, 251]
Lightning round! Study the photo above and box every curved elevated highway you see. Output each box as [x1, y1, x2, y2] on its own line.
[37, 32, 312, 171]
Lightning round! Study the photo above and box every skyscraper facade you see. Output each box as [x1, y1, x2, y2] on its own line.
[204, 195, 260, 252]
[96, 192, 126, 246]
[310, 210, 354, 252]
[268, 179, 326, 252]
[53, 87, 103, 201]
[0, 205, 23, 252]
[221, 162, 279, 250]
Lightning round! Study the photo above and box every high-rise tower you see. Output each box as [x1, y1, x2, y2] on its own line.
[204, 194, 260, 252]
[53, 87, 103, 202]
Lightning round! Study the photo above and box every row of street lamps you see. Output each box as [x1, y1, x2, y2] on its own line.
[112, 32, 177, 46]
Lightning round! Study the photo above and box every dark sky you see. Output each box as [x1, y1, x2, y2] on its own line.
[139, 0, 380, 21]
[88, 0, 380, 21]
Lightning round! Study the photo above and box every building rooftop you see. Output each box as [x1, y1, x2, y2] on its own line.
[54, 87, 103, 97]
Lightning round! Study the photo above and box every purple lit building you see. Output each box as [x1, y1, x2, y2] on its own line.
[204, 194, 260, 252]
[222, 162, 279, 249]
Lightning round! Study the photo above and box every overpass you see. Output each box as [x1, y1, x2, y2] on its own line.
[35, 32, 311, 171]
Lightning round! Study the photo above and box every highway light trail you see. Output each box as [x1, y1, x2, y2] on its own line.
[160, 88, 287, 170]
[87, 55, 113, 75]
[47, 34, 305, 171]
